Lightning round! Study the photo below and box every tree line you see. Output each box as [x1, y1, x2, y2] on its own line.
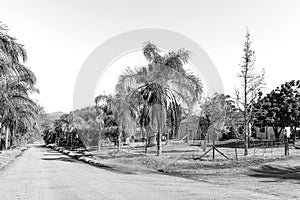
[0, 23, 40, 150]
[42, 30, 300, 157]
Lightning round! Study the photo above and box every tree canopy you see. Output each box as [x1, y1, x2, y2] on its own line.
[253, 80, 300, 140]
[0, 22, 39, 148]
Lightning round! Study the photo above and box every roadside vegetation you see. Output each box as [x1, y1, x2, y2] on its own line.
[0, 23, 41, 151]
[41, 30, 300, 175]
[0, 22, 42, 169]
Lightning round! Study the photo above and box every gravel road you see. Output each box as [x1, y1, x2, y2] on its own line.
[0, 144, 290, 200]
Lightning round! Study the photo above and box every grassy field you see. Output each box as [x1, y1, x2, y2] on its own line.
[85, 140, 300, 176]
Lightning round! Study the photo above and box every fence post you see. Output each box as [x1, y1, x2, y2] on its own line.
[271, 140, 273, 155]
[253, 140, 256, 156]
[235, 142, 238, 160]
[262, 141, 265, 156]
[284, 138, 289, 156]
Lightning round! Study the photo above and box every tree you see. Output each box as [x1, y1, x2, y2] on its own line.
[70, 107, 102, 149]
[116, 42, 202, 156]
[235, 30, 265, 156]
[95, 94, 136, 151]
[35, 105, 53, 133]
[199, 93, 235, 150]
[253, 80, 300, 140]
[167, 103, 182, 139]
[0, 23, 38, 149]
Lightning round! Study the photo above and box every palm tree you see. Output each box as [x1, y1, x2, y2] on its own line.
[0, 23, 31, 78]
[0, 73, 38, 149]
[0, 23, 38, 149]
[95, 94, 136, 151]
[116, 42, 203, 155]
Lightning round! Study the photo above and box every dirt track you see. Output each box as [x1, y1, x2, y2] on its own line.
[0, 144, 298, 200]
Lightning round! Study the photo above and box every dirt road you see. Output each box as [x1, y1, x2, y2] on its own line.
[0, 145, 295, 200]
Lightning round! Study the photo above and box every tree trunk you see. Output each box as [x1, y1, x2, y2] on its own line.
[98, 129, 102, 151]
[243, 66, 248, 156]
[203, 132, 207, 151]
[157, 130, 162, 156]
[150, 104, 165, 156]
[146, 126, 155, 147]
[0, 123, 2, 151]
[144, 135, 148, 154]
[140, 125, 143, 140]
[244, 133, 248, 156]
[244, 123, 249, 156]
[284, 138, 289, 156]
[212, 131, 215, 160]
[207, 132, 210, 143]
[10, 128, 14, 148]
[156, 108, 163, 156]
[0, 130, 2, 151]
[117, 128, 122, 152]
[70, 132, 73, 150]
[5, 126, 10, 151]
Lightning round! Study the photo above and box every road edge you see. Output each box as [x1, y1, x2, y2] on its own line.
[0, 146, 29, 173]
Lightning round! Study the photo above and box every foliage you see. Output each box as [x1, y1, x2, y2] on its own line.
[70, 107, 100, 148]
[115, 42, 203, 155]
[235, 30, 265, 155]
[95, 93, 136, 151]
[199, 93, 236, 149]
[42, 107, 101, 148]
[0, 22, 39, 149]
[253, 80, 300, 139]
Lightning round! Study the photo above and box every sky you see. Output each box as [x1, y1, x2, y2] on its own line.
[1, 0, 300, 113]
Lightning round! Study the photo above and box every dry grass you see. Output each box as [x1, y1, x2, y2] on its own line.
[89, 141, 300, 175]
[0, 149, 23, 170]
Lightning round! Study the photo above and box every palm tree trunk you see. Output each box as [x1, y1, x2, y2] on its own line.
[0, 123, 2, 151]
[141, 125, 147, 153]
[157, 114, 163, 156]
[10, 128, 15, 148]
[70, 133, 73, 150]
[157, 130, 162, 156]
[152, 104, 165, 156]
[117, 127, 122, 152]
[140, 125, 143, 139]
[145, 125, 154, 147]
[5, 126, 10, 151]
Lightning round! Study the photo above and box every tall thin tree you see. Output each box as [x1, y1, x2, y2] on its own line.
[236, 30, 265, 156]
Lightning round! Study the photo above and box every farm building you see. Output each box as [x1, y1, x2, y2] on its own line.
[177, 114, 290, 141]
[255, 126, 286, 140]
[178, 115, 231, 141]
[178, 115, 200, 140]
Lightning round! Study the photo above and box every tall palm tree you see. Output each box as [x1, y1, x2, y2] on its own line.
[0, 23, 30, 77]
[0, 73, 38, 149]
[0, 23, 38, 149]
[116, 42, 202, 155]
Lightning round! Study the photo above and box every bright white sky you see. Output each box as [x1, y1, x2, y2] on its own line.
[1, 0, 300, 113]
[95, 51, 208, 98]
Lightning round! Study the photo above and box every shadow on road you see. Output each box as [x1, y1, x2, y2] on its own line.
[42, 156, 79, 163]
[43, 152, 62, 156]
[42, 156, 137, 175]
[41, 147, 138, 175]
[248, 164, 300, 184]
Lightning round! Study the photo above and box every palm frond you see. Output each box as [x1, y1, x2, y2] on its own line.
[142, 41, 163, 64]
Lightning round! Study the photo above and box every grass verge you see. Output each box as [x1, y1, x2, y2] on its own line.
[0, 147, 27, 171]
